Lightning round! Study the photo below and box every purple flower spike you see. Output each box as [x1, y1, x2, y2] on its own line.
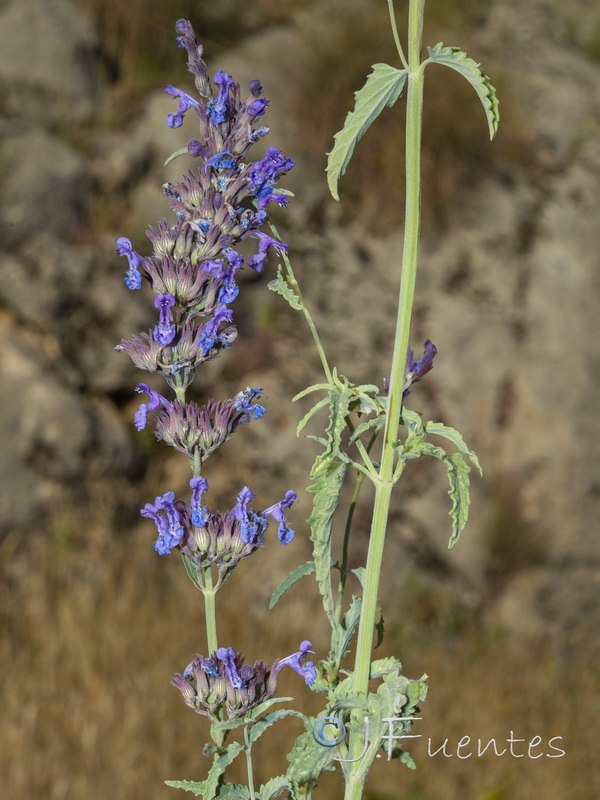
[275, 640, 316, 686]
[134, 382, 172, 430]
[116, 237, 143, 290]
[165, 85, 200, 128]
[141, 491, 186, 555]
[264, 490, 298, 544]
[153, 293, 177, 347]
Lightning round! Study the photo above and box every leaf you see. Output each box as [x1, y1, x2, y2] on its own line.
[247, 697, 294, 720]
[307, 460, 347, 628]
[267, 265, 303, 311]
[167, 743, 246, 799]
[286, 725, 338, 791]
[269, 561, 316, 609]
[310, 384, 354, 475]
[296, 396, 330, 437]
[182, 553, 203, 591]
[258, 776, 291, 800]
[421, 443, 473, 548]
[248, 709, 306, 746]
[292, 382, 332, 402]
[217, 785, 250, 800]
[424, 421, 482, 475]
[370, 657, 403, 679]
[348, 414, 385, 445]
[164, 780, 205, 795]
[330, 595, 362, 664]
[426, 43, 499, 139]
[326, 64, 408, 200]
[164, 145, 190, 166]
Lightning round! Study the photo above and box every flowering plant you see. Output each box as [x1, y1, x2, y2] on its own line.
[116, 2, 498, 798]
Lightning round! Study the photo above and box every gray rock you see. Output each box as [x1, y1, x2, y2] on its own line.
[0, 0, 100, 126]
[0, 130, 92, 249]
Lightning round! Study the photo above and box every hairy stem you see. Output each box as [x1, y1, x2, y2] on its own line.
[344, 0, 426, 796]
[203, 566, 218, 654]
[268, 219, 333, 384]
[244, 725, 256, 800]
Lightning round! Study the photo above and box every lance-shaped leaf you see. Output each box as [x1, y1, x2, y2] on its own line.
[164, 145, 190, 166]
[307, 460, 347, 627]
[267, 265, 303, 311]
[270, 560, 316, 610]
[326, 63, 408, 200]
[424, 421, 483, 475]
[248, 708, 306, 746]
[182, 553, 204, 591]
[422, 443, 473, 548]
[426, 43, 499, 139]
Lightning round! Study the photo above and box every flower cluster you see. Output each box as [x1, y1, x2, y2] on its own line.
[171, 642, 316, 720]
[141, 481, 297, 571]
[116, 19, 294, 394]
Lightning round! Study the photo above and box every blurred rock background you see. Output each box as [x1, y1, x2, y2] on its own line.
[1, 0, 599, 798]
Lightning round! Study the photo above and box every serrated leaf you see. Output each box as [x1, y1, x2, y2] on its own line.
[348, 414, 385, 445]
[424, 421, 483, 475]
[267, 265, 303, 311]
[310, 385, 354, 474]
[165, 779, 206, 795]
[293, 382, 333, 402]
[286, 725, 338, 790]
[327, 64, 408, 200]
[307, 460, 347, 628]
[258, 776, 291, 800]
[296, 396, 330, 437]
[421, 444, 473, 548]
[426, 43, 499, 139]
[370, 657, 403, 679]
[169, 743, 245, 799]
[217, 785, 250, 800]
[248, 709, 306, 746]
[270, 561, 316, 609]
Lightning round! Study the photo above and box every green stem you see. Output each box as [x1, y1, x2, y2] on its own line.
[387, 0, 409, 69]
[268, 219, 333, 384]
[344, 1, 426, 797]
[244, 725, 256, 800]
[203, 566, 218, 654]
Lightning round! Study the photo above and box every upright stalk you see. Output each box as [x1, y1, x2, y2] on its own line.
[345, 1, 426, 797]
